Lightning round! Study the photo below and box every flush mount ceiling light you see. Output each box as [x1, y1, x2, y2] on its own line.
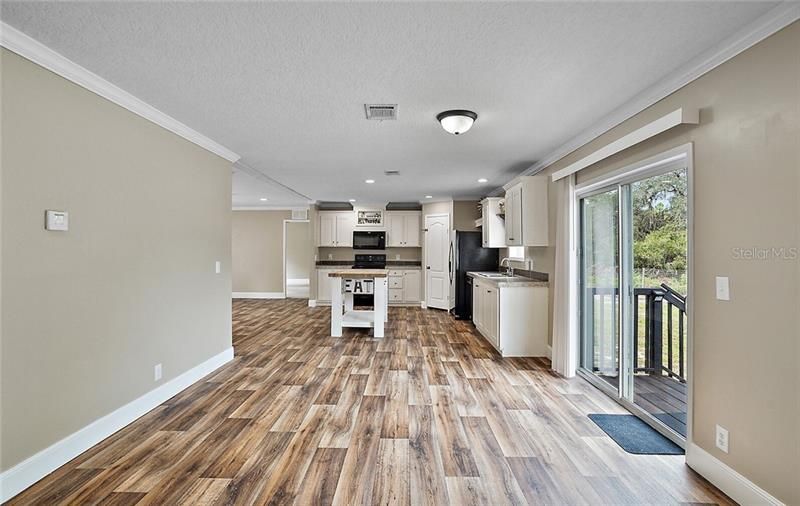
[477, 178, 488, 183]
[436, 109, 478, 135]
[365, 179, 375, 184]
[425, 195, 433, 199]
[348, 199, 356, 202]
[259, 197, 268, 201]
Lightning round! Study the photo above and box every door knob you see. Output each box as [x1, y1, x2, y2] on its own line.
[426, 266, 431, 269]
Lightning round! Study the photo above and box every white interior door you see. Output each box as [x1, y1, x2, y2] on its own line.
[425, 214, 450, 310]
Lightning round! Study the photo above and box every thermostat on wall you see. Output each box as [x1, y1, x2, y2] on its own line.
[45, 210, 69, 231]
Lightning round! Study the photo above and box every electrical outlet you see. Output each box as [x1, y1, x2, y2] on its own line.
[154, 363, 162, 382]
[715, 276, 730, 301]
[715, 424, 729, 453]
[395, 254, 400, 260]
[328, 253, 333, 260]
[215, 261, 221, 274]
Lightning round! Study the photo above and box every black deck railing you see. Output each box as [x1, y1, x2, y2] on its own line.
[586, 284, 687, 383]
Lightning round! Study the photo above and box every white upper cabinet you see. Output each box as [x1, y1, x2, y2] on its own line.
[480, 198, 506, 248]
[335, 212, 355, 247]
[318, 211, 355, 247]
[386, 211, 421, 247]
[318, 212, 336, 247]
[505, 184, 523, 246]
[387, 212, 405, 247]
[503, 176, 549, 247]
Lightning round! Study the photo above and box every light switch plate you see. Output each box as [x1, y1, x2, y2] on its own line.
[715, 276, 730, 301]
[215, 261, 221, 274]
[45, 210, 69, 231]
[154, 363, 162, 382]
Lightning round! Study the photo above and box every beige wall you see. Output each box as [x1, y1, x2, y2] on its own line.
[285, 221, 312, 281]
[422, 200, 454, 228]
[529, 23, 799, 503]
[232, 210, 292, 293]
[453, 200, 481, 231]
[0, 50, 233, 471]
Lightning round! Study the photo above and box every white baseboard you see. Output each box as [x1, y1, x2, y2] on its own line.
[686, 443, 784, 506]
[308, 299, 317, 307]
[286, 278, 310, 286]
[0, 347, 234, 503]
[232, 291, 285, 299]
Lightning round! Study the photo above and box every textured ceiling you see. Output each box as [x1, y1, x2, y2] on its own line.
[1, 1, 778, 207]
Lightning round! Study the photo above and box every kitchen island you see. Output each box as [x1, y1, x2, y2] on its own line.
[328, 269, 389, 338]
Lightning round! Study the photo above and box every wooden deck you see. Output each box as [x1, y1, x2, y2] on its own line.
[600, 373, 687, 437]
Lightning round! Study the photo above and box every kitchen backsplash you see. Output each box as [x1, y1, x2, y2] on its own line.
[317, 247, 422, 262]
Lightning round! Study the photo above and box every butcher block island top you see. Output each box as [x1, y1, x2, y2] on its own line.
[328, 269, 388, 278]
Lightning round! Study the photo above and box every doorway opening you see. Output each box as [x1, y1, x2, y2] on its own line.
[577, 146, 691, 445]
[283, 220, 312, 299]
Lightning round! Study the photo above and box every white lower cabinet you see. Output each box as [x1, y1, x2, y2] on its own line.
[316, 268, 338, 302]
[471, 277, 548, 357]
[388, 268, 421, 304]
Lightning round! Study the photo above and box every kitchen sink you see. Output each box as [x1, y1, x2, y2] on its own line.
[478, 272, 514, 278]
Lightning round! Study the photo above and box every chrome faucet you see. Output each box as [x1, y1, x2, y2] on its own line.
[500, 257, 515, 277]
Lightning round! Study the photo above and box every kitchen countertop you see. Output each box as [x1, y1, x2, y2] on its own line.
[328, 269, 389, 278]
[316, 261, 422, 268]
[467, 271, 549, 287]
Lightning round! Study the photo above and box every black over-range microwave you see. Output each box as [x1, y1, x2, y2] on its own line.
[353, 231, 385, 250]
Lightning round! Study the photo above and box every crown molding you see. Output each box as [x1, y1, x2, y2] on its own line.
[233, 161, 312, 202]
[490, 1, 800, 194]
[0, 22, 240, 163]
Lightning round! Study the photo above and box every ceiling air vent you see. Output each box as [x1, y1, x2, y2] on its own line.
[384, 170, 401, 176]
[365, 104, 397, 120]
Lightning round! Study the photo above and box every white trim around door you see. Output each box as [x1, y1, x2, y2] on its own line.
[423, 213, 451, 310]
[282, 219, 311, 299]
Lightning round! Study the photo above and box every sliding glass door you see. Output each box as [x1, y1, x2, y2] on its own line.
[579, 188, 620, 394]
[578, 158, 689, 445]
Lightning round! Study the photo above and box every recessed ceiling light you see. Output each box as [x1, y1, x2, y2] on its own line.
[437, 109, 478, 135]
[365, 179, 375, 184]
[425, 195, 433, 199]
[348, 199, 356, 202]
[477, 178, 488, 183]
[259, 197, 268, 201]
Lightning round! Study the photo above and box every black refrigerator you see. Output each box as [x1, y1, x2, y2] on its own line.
[451, 231, 499, 320]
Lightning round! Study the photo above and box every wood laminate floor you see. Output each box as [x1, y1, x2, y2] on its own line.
[8, 299, 731, 505]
